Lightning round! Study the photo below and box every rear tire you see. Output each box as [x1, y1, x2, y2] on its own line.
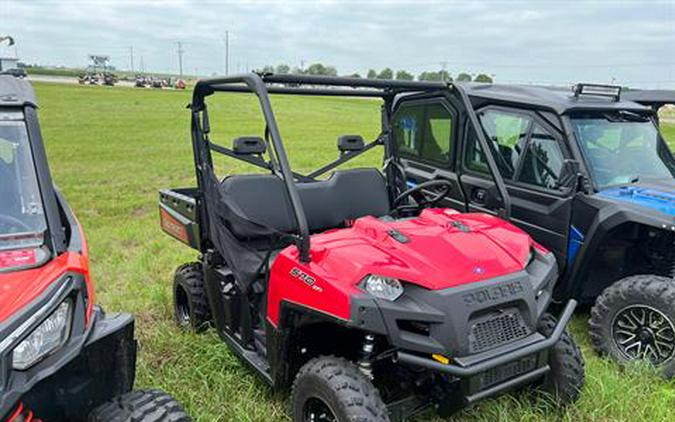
[173, 263, 211, 333]
[589, 275, 675, 378]
[537, 314, 585, 404]
[291, 356, 389, 422]
[88, 389, 191, 422]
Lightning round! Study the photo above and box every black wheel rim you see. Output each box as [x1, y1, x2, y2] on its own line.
[175, 285, 191, 327]
[303, 397, 337, 422]
[611, 305, 675, 365]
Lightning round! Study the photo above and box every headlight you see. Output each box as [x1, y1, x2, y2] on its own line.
[12, 300, 72, 370]
[361, 275, 404, 301]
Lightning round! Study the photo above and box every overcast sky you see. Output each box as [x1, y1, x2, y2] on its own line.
[0, 0, 673, 87]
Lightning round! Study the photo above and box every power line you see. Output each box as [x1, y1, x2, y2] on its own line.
[440, 61, 448, 81]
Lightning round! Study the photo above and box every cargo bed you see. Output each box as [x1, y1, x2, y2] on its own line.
[159, 188, 201, 249]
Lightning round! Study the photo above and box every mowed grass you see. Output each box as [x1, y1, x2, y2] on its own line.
[35, 82, 675, 421]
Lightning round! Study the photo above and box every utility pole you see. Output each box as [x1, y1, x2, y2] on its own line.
[129, 46, 134, 73]
[140, 56, 145, 73]
[224, 31, 230, 75]
[440, 61, 448, 82]
[176, 42, 184, 78]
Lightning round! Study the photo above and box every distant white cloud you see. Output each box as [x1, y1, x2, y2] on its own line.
[0, 0, 673, 87]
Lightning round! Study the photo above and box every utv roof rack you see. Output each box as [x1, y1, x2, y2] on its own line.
[194, 73, 448, 105]
[573, 83, 621, 101]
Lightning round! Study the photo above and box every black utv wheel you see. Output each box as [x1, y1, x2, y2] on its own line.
[590, 275, 675, 377]
[537, 314, 585, 404]
[88, 389, 191, 422]
[291, 356, 389, 422]
[173, 262, 211, 333]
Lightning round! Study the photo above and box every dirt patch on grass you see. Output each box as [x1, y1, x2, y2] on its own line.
[131, 206, 149, 219]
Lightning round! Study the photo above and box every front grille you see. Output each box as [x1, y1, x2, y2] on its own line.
[469, 310, 531, 353]
[478, 355, 537, 389]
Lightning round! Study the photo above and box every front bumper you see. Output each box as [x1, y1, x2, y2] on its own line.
[351, 251, 566, 405]
[353, 250, 558, 355]
[0, 275, 137, 422]
[397, 299, 576, 403]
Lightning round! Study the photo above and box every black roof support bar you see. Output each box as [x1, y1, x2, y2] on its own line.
[193, 73, 312, 262]
[201, 73, 447, 100]
[452, 84, 512, 219]
[251, 73, 446, 91]
[212, 84, 387, 98]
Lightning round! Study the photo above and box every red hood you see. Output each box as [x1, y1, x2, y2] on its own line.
[0, 252, 89, 323]
[306, 209, 534, 291]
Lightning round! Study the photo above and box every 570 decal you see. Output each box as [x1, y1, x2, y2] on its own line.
[290, 267, 323, 292]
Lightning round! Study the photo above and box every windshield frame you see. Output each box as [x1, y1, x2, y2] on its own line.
[567, 110, 675, 191]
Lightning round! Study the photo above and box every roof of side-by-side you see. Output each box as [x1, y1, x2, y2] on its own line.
[194, 73, 655, 116]
[459, 82, 650, 114]
[623, 89, 675, 108]
[0, 74, 37, 107]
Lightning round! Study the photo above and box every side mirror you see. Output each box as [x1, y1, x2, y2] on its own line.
[338, 135, 364, 156]
[558, 159, 587, 192]
[233, 136, 266, 155]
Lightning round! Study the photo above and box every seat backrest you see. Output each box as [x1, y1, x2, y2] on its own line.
[219, 168, 390, 240]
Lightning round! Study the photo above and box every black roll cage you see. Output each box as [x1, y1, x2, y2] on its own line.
[189, 73, 510, 263]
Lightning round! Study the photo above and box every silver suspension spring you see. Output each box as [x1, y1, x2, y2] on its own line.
[358, 334, 376, 379]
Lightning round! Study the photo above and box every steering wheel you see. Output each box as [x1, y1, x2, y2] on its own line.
[393, 179, 453, 213]
[0, 214, 32, 233]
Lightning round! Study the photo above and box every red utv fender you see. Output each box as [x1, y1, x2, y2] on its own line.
[267, 251, 358, 327]
[0, 251, 94, 325]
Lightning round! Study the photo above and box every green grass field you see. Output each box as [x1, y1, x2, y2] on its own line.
[35, 82, 675, 421]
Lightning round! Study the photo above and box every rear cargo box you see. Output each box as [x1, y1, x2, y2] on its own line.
[159, 188, 201, 250]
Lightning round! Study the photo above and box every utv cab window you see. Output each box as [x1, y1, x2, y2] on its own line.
[465, 110, 567, 190]
[473, 109, 530, 179]
[0, 113, 47, 250]
[571, 112, 675, 188]
[518, 124, 566, 189]
[393, 102, 453, 164]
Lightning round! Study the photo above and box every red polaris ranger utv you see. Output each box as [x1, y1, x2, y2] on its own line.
[0, 75, 189, 421]
[159, 74, 584, 421]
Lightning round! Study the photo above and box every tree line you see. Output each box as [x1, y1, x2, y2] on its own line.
[257, 63, 493, 83]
